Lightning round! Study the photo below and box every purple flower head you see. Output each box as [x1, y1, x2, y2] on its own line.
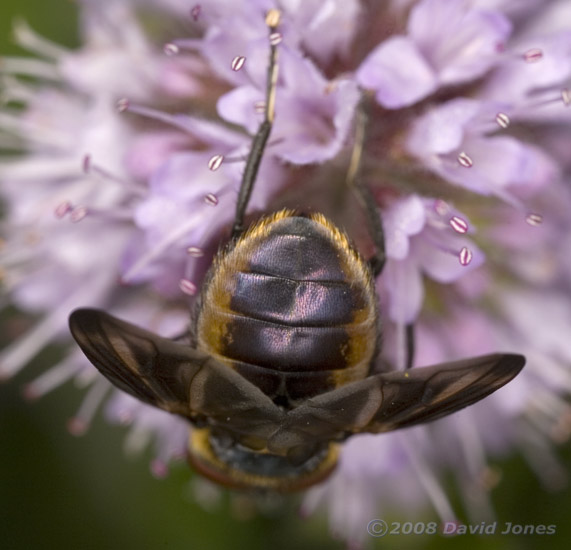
[2, 1, 571, 547]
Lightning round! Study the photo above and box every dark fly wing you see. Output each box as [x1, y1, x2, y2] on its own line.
[268, 354, 524, 453]
[69, 309, 284, 433]
[366, 353, 525, 432]
[69, 308, 207, 416]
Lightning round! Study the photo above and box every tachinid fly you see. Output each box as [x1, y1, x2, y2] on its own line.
[69, 9, 524, 492]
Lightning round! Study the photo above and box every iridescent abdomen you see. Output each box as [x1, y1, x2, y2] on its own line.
[196, 210, 378, 406]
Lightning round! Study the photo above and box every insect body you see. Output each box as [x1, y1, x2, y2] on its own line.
[69, 207, 524, 491]
[69, 10, 524, 492]
[196, 210, 378, 407]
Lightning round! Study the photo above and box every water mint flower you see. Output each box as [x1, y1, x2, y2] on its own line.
[2, 1, 571, 547]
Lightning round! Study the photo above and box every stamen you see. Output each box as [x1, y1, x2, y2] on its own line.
[456, 413, 488, 479]
[231, 56, 246, 72]
[162, 38, 202, 52]
[517, 425, 567, 491]
[269, 32, 282, 46]
[117, 98, 130, 112]
[82, 154, 92, 173]
[457, 152, 473, 168]
[74, 364, 99, 388]
[0, 112, 70, 148]
[495, 112, 510, 129]
[115, 101, 203, 136]
[190, 5, 202, 22]
[0, 57, 59, 80]
[186, 246, 204, 257]
[124, 424, 153, 456]
[67, 377, 110, 436]
[527, 389, 571, 443]
[70, 206, 88, 223]
[204, 193, 218, 206]
[190, 477, 223, 512]
[455, 412, 494, 520]
[163, 43, 180, 56]
[433, 199, 449, 216]
[121, 210, 217, 283]
[298, 484, 324, 519]
[0, 294, 83, 379]
[0, 75, 37, 104]
[76, 206, 134, 223]
[151, 458, 169, 478]
[208, 154, 224, 171]
[449, 216, 469, 234]
[117, 409, 135, 425]
[82, 154, 146, 196]
[481, 466, 503, 490]
[527, 400, 567, 442]
[399, 433, 456, 523]
[524, 91, 568, 111]
[0, 238, 40, 278]
[23, 355, 79, 400]
[551, 408, 571, 443]
[12, 19, 69, 59]
[522, 48, 543, 63]
[54, 201, 73, 219]
[179, 278, 197, 296]
[525, 213, 543, 226]
[459, 246, 473, 266]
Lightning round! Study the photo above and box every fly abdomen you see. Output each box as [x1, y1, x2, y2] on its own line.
[232, 272, 358, 327]
[196, 210, 379, 404]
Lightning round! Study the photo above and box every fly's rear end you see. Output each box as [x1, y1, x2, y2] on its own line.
[195, 210, 379, 408]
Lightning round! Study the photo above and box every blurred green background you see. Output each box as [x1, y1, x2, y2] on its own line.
[2, 2, 571, 549]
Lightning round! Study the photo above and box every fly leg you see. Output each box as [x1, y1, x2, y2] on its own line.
[231, 10, 281, 239]
[347, 94, 415, 368]
[346, 94, 386, 277]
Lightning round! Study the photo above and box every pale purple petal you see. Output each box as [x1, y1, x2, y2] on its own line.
[414, 228, 485, 283]
[279, 0, 361, 63]
[438, 136, 558, 194]
[483, 31, 571, 104]
[466, 136, 557, 192]
[273, 78, 360, 164]
[501, 291, 571, 361]
[60, 2, 188, 102]
[406, 99, 559, 196]
[524, 0, 571, 35]
[381, 256, 424, 323]
[409, 0, 512, 84]
[472, 0, 543, 18]
[125, 132, 191, 181]
[217, 85, 261, 135]
[195, 9, 271, 87]
[356, 36, 437, 109]
[384, 195, 426, 260]
[406, 98, 480, 156]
